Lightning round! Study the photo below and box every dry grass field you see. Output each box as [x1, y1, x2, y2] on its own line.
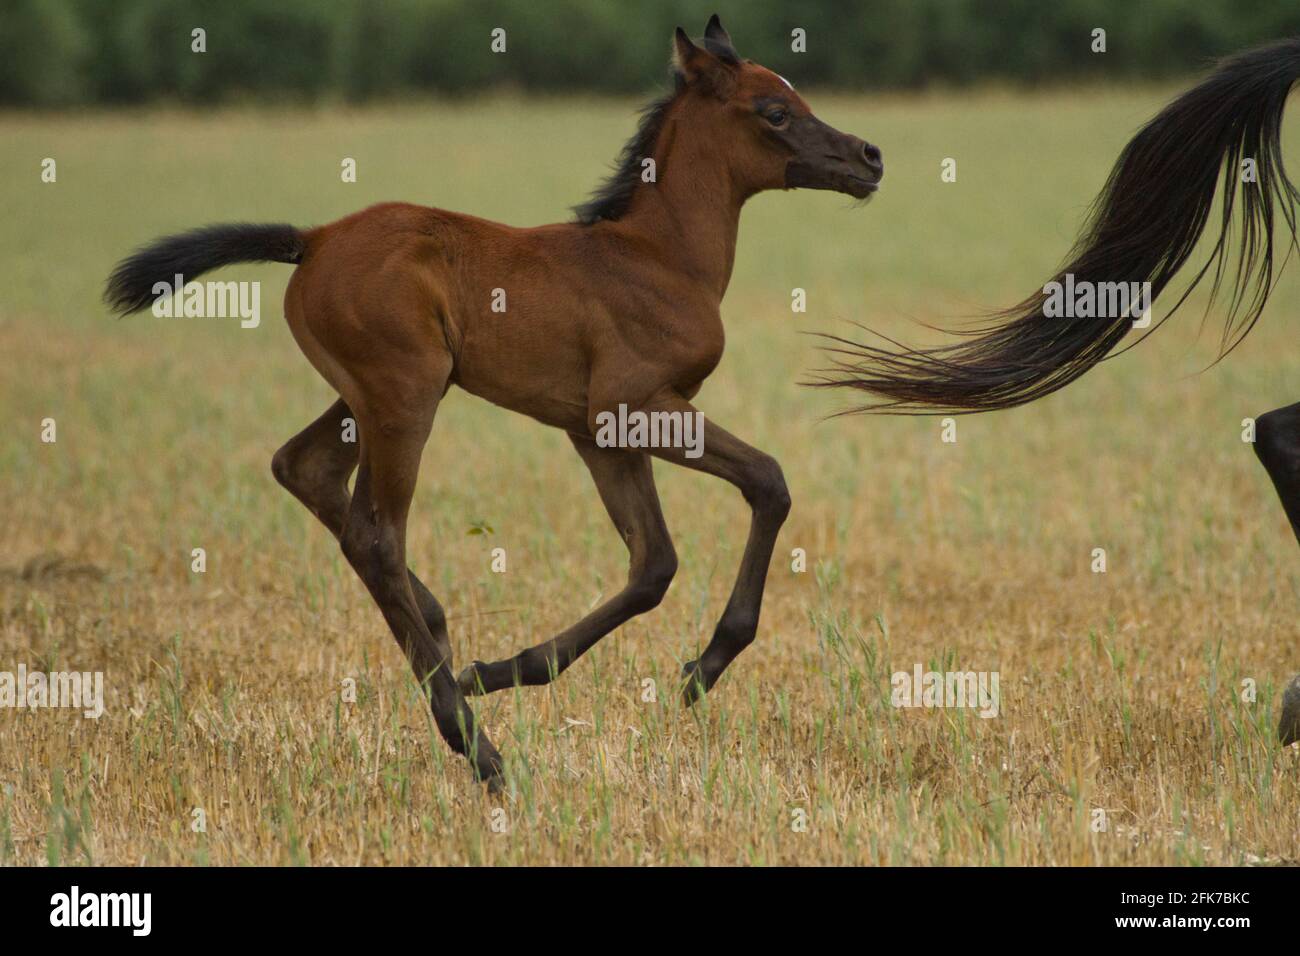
[1, 85, 1298, 865]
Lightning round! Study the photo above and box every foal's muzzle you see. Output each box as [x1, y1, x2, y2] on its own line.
[783, 115, 883, 199]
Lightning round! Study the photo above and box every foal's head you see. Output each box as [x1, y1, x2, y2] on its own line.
[673, 15, 883, 200]
[575, 15, 884, 224]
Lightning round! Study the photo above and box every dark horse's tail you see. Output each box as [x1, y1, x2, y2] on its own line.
[811, 36, 1300, 414]
[104, 223, 304, 315]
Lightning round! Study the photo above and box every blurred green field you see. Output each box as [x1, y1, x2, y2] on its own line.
[1, 86, 1298, 865]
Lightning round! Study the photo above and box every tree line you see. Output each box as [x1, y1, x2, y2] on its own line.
[3, 0, 1299, 106]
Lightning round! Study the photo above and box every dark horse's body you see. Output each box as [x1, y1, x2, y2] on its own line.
[814, 36, 1300, 742]
[105, 17, 883, 788]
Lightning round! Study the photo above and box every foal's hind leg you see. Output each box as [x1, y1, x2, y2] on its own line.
[338, 393, 504, 787]
[272, 398, 357, 533]
[272, 397, 457, 646]
[458, 436, 676, 695]
[1253, 401, 1300, 744]
[274, 384, 503, 786]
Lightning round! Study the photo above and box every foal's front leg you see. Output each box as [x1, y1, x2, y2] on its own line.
[458, 436, 677, 695]
[640, 393, 792, 703]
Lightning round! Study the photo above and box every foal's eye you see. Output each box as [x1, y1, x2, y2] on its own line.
[765, 108, 788, 126]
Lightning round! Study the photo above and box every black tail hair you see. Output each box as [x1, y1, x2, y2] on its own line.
[104, 223, 304, 316]
[810, 36, 1300, 414]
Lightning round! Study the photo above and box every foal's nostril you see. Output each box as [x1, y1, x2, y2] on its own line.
[862, 142, 884, 173]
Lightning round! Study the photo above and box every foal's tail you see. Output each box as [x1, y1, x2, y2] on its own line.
[104, 223, 304, 315]
[811, 36, 1300, 414]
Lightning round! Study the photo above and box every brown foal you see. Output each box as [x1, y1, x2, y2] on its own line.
[105, 16, 884, 788]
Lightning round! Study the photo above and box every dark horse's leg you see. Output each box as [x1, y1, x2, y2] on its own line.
[1254, 401, 1300, 744]
[272, 398, 458, 656]
[458, 436, 677, 694]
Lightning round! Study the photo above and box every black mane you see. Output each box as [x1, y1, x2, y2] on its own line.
[572, 77, 683, 225]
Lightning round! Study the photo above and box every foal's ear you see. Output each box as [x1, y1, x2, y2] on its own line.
[672, 26, 736, 95]
[702, 14, 739, 64]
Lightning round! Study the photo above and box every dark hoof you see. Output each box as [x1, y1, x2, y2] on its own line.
[681, 660, 708, 706]
[1280, 674, 1300, 746]
[472, 753, 506, 794]
[458, 661, 489, 696]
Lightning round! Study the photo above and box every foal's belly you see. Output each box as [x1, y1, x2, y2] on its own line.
[450, 314, 592, 433]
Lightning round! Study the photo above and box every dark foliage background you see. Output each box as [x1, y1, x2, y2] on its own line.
[3, 0, 1300, 106]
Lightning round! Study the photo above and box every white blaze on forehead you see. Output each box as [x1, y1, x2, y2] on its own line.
[777, 74, 794, 90]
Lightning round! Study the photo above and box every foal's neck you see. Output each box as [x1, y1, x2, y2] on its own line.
[615, 114, 747, 300]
